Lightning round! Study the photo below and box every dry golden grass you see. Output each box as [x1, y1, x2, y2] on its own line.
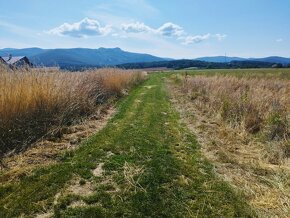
[0, 65, 146, 157]
[168, 73, 290, 217]
[184, 75, 289, 147]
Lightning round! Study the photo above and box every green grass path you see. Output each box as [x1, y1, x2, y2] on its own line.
[0, 74, 255, 217]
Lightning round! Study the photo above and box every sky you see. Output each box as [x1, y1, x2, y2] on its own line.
[0, 0, 289, 58]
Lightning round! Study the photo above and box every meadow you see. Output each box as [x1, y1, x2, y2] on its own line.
[0, 65, 145, 158]
[0, 68, 289, 217]
[0, 72, 255, 218]
[181, 72, 290, 144]
[168, 68, 290, 217]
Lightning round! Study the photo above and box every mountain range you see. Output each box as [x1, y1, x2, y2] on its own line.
[196, 56, 290, 65]
[0, 47, 168, 68]
[0, 47, 290, 68]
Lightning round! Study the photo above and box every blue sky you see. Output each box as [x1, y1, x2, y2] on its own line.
[0, 0, 289, 58]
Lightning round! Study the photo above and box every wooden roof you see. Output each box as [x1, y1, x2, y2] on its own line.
[2, 56, 27, 65]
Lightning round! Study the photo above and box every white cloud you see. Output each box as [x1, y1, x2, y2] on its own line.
[46, 18, 226, 46]
[120, 22, 227, 45]
[121, 22, 153, 33]
[214, 33, 227, 41]
[121, 21, 184, 37]
[182, 34, 211, 44]
[182, 33, 227, 44]
[276, 38, 283, 43]
[157, 22, 184, 37]
[47, 18, 111, 38]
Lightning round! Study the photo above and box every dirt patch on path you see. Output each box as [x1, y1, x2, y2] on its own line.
[92, 162, 104, 177]
[0, 106, 116, 182]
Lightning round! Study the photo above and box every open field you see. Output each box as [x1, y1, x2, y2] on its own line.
[168, 68, 290, 217]
[173, 68, 290, 79]
[0, 72, 255, 217]
[0, 65, 145, 159]
[2, 0, 290, 216]
[0, 68, 289, 217]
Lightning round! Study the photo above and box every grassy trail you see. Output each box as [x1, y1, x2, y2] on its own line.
[0, 74, 254, 217]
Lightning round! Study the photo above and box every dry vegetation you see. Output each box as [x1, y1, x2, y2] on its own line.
[169, 72, 290, 217]
[183, 75, 290, 146]
[0, 65, 146, 158]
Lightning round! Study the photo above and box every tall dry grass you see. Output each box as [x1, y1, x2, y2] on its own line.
[0, 65, 145, 156]
[187, 76, 290, 140]
[170, 74, 290, 216]
[182, 75, 290, 158]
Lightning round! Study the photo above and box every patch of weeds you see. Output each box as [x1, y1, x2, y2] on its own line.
[54, 194, 80, 215]
[79, 179, 86, 186]
[75, 166, 93, 180]
[59, 206, 106, 218]
[171, 74, 183, 85]
[220, 97, 232, 120]
[112, 172, 125, 185]
[103, 154, 131, 171]
[189, 91, 201, 101]
[83, 191, 112, 208]
[216, 151, 236, 164]
[96, 184, 116, 192]
[267, 111, 289, 140]
[93, 176, 103, 183]
[82, 194, 99, 205]
[0, 184, 13, 198]
[244, 104, 262, 134]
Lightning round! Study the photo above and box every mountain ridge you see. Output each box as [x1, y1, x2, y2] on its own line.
[0, 48, 290, 67]
[0, 47, 169, 68]
[194, 56, 290, 64]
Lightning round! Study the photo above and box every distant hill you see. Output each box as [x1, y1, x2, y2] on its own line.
[1, 47, 289, 69]
[195, 56, 246, 63]
[0, 47, 44, 58]
[249, 56, 290, 65]
[0, 47, 168, 68]
[195, 56, 290, 65]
